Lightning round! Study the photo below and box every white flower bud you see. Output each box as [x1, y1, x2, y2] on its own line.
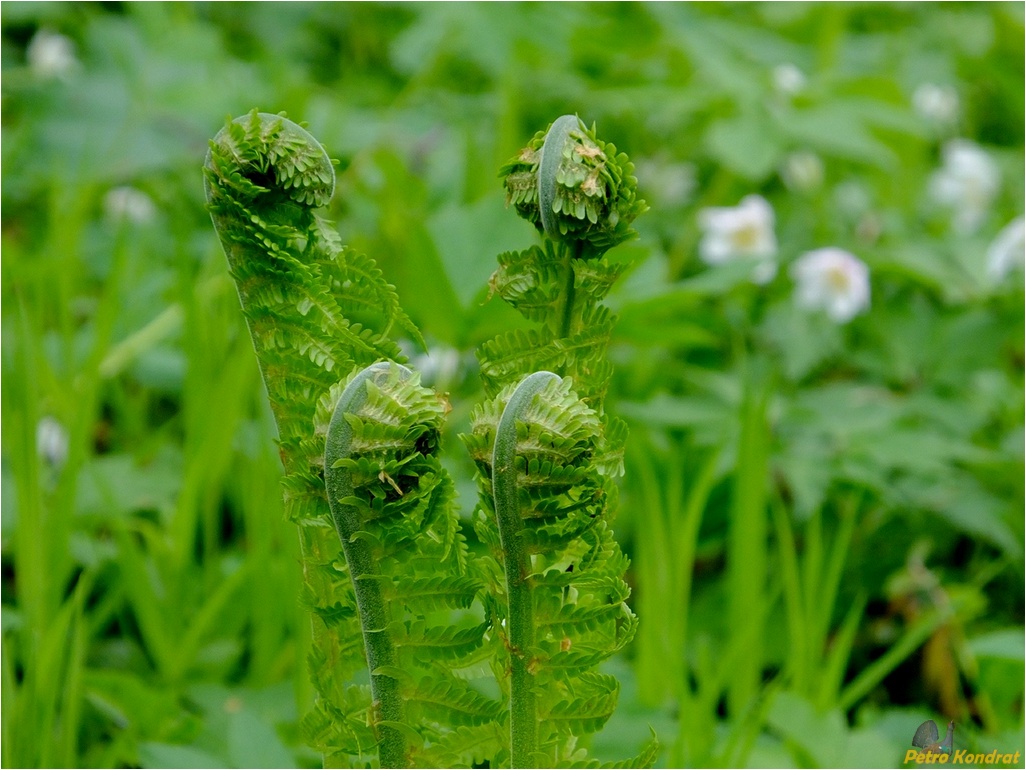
[772, 63, 807, 96]
[929, 139, 999, 234]
[986, 217, 1025, 283]
[27, 29, 78, 81]
[912, 83, 960, 124]
[36, 416, 69, 470]
[104, 186, 157, 225]
[410, 346, 463, 389]
[780, 151, 824, 193]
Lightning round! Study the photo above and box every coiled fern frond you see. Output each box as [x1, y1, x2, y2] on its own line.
[500, 114, 646, 255]
[463, 373, 645, 768]
[322, 362, 497, 767]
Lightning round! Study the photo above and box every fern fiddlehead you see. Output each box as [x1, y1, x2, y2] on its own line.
[463, 116, 655, 767]
[205, 110, 395, 764]
[205, 112, 492, 768]
[487, 114, 646, 408]
[323, 361, 499, 767]
[323, 362, 416, 769]
[490, 370, 561, 767]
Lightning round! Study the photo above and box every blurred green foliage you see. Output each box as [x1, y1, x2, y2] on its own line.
[1, 2, 1023, 768]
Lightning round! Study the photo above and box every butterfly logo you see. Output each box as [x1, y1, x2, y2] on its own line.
[912, 719, 955, 755]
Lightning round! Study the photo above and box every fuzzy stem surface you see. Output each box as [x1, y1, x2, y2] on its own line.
[325, 362, 410, 769]
[492, 370, 561, 768]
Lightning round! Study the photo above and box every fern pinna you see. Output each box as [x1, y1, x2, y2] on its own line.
[462, 115, 655, 767]
[204, 111, 493, 767]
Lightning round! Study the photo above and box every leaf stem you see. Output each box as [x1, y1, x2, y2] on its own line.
[492, 371, 561, 768]
[325, 362, 411, 769]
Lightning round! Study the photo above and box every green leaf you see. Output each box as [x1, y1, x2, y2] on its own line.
[539, 673, 620, 735]
[705, 111, 784, 180]
[389, 574, 479, 613]
[765, 691, 848, 768]
[138, 743, 227, 770]
[408, 676, 504, 726]
[779, 104, 895, 167]
[970, 629, 1026, 661]
[227, 709, 297, 769]
[428, 194, 528, 308]
[890, 477, 1022, 559]
[566, 731, 660, 768]
[415, 722, 507, 768]
[75, 447, 183, 519]
[391, 621, 488, 661]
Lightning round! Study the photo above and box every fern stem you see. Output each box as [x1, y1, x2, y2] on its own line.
[558, 242, 579, 339]
[325, 362, 410, 769]
[492, 371, 560, 768]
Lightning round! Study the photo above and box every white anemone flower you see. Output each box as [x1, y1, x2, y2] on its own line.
[698, 195, 778, 283]
[36, 416, 69, 470]
[929, 139, 1000, 234]
[772, 63, 807, 96]
[986, 217, 1025, 282]
[104, 186, 157, 224]
[27, 29, 78, 81]
[791, 247, 870, 323]
[912, 83, 960, 124]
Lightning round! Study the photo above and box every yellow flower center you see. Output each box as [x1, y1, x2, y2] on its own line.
[731, 222, 762, 251]
[826, 265, 851, 292]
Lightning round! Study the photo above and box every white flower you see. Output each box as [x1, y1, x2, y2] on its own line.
[773, 63, 807, 96]
[104, 186, 157, 225]
[780, 151, 824, 193]
[698, 195, 778, 283]
[36, 416, 69, 470]
[791, 247, 870, 323]
[912, 83, 960, 124]
[986, 217, 1025, 282]
[929, 139, 999, 234]
[27, 29, 78, 81]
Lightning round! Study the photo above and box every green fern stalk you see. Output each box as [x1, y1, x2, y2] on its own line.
[491, 371, 561, 767]
[205, 110, 399, 765]
[324, 362, 413, 768]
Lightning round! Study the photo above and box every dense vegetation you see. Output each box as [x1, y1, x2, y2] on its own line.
[2, 3, 1023, 768]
